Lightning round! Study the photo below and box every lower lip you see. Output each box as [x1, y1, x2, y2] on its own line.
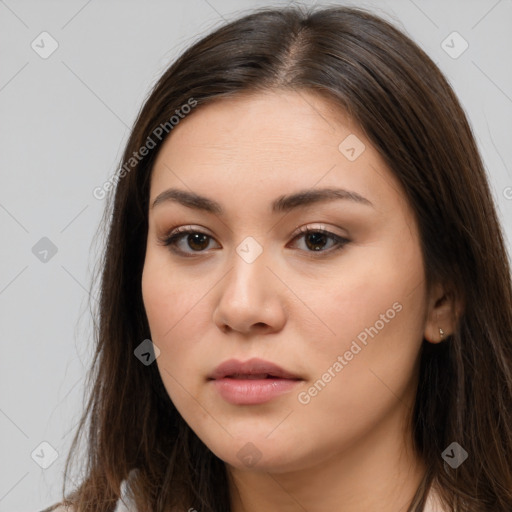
[211, 378, 301, 405]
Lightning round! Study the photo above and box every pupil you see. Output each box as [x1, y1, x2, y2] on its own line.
[188, 233, 209, 251]
[306, 232, 327, 251]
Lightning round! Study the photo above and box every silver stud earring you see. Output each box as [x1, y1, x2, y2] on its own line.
[439, 327, 445, 341]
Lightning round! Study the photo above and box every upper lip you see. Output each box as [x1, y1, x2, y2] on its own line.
[208, 357, 302, 380]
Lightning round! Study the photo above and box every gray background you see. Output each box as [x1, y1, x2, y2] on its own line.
[1, 0, 511, 510]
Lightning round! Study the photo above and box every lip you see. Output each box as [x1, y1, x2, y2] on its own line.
[208, 358, 302, 405]
[208, 357, 301, 380]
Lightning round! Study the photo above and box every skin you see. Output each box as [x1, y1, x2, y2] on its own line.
[141, 90, 458, 512]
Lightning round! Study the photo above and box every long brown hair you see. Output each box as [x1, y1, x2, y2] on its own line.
[53, 5, 512, 511]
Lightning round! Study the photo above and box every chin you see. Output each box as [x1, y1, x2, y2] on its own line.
[202, 433, 313, 474]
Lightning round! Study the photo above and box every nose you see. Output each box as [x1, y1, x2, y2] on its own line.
[212, 246, 287, 335]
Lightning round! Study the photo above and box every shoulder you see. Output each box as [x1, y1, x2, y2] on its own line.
[39, 471, 138, 512]
[40, 504, 75, 512]
[424, 486, 450, 512]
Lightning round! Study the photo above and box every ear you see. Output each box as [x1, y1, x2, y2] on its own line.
[423, 282, 462, 344]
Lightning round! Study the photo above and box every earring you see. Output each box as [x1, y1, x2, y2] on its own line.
[439, 327, 445, 341]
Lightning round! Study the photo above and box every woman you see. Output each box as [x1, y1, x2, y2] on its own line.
[44, 5, 512, 512]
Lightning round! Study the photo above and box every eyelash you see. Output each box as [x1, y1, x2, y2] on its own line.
[158, 225, 350, 258]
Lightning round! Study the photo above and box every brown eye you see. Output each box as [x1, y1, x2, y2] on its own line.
[159, 225, 349, 258]
[304, 231, 329, 251]
[185, 233, 210, 251]
[159, 227, 220, 257]
[289, 227, 350, 254]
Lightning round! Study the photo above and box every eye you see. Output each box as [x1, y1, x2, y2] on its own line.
[158, 226, 220, 257]
[287, 225, 350, 254]
[158, 224, 350, 257]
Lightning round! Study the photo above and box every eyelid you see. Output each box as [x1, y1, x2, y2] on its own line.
[291, 223, 347, 239]
[163, 224, 212, 238]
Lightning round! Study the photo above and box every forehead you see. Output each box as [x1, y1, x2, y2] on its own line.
[155, 90, 359, 164]
[149, 90, 409, 220]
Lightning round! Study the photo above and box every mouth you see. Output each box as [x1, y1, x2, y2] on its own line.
[208, 358, 303, 405]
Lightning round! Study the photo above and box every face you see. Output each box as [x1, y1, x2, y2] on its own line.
[141, 90, 429, 473]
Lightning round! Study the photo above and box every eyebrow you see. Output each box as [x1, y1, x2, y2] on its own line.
[151, 187, 374, 214]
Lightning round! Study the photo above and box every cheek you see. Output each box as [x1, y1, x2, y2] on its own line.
[141, 255, 213, 398]
[141, 252, 206, 340]
[301, 243, 426, 410]
[303, 244, 422, 344]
